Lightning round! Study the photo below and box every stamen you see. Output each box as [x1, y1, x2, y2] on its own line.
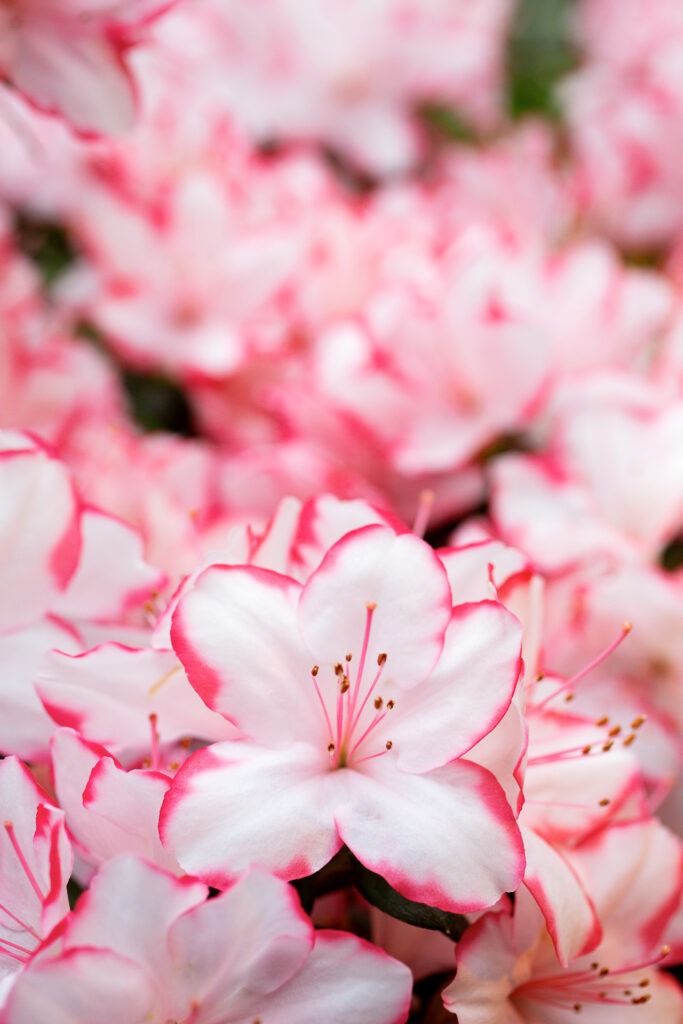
[148, 665, 181, 696]
[531, 622, 632, 712]
[311, 668, 334, 742]
[347, 603, 378, 723]
[148, 713, 160, 771]
[348, 656, 389, 736]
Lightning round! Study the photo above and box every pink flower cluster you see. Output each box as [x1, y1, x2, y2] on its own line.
[3, 1, 683, 1022]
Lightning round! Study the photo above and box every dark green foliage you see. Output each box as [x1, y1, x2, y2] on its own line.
[121, 369, 196, 436]
[507, 0, 579, 119]
[14, 214, 77, 287]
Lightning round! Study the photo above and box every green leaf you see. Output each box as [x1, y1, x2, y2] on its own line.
[507, 0, 579, 120]
[351, 858, 468, 940]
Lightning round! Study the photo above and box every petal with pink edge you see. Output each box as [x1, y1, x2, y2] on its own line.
[171, 565, 321, 745]
[522, 827, 601, 967]
[0, 948, 157, 1024]
[389, 601, 522, 773]
[235, 930, 413, 1024]
[160, 741, 343, 887]
[51, 510, 165, 621]
[299, 526, 452, 689]
[337, 758, 525, 914]
[0, 441, 80, 632]
[168, 869, 313, 1017]
[12, 25, 136, 135]
[63, 855, 206, 980]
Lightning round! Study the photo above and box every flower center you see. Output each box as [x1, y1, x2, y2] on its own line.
[513, 948, 670, 1014]
[311, 601, 395, 769]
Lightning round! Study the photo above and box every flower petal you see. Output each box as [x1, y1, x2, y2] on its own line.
[299, 525, 452, 689]
[337, 758, 525, 913]
[159, 741, 342, 887]
[171, 566, 321, 745]
[390, 601, 522, 773]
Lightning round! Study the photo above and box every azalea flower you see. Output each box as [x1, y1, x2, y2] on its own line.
[0, 856, 413, 1024]
[161, 524, 525, 911]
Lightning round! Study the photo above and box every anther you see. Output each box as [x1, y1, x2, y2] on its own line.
[632, 995, 651, 1005]
[377, 652, 387, 666]
[366, 602, 377, 612]
[639, 979, 650, 988]
[334, 663, 344, 676]
[385, 741, 393, 750]
[328, 743, 335, 753]
[595, 716, 609, 727]
[582, 745, 592, 755]
[599, 968, 609, 977]
[631, 715, 646, 729]
[573, 1004, 582, 1012]
[386, 700, 395, 710]
[345, 653, 352, 662]
[602, 740, 614, 752]
[340, 676, 350, 694]
[564, 692, 575, 702]
[623, 733, 636, 746]
[608, 725, 621, 737]
[598, 798, 610, 806]
[311, 665, 319, 677]
[590, 963, 599, 971]
[374, 697, 383, 709]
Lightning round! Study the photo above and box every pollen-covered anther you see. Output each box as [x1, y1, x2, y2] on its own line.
[623, 733, 637, 747]
[387, 700, 395, 710]
[334, 663, 344, 677]
[374, 697, 384, 709]
[595, 715, 609, 726]
[607, 725, 621, 737]
[602, 740, 614, 752]
[340, 676, 350, 694]
[631, 715, 646, 729]
[582, 745, 592, 755]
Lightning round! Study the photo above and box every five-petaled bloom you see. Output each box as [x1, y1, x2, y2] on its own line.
[162, 524, 526, 912]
